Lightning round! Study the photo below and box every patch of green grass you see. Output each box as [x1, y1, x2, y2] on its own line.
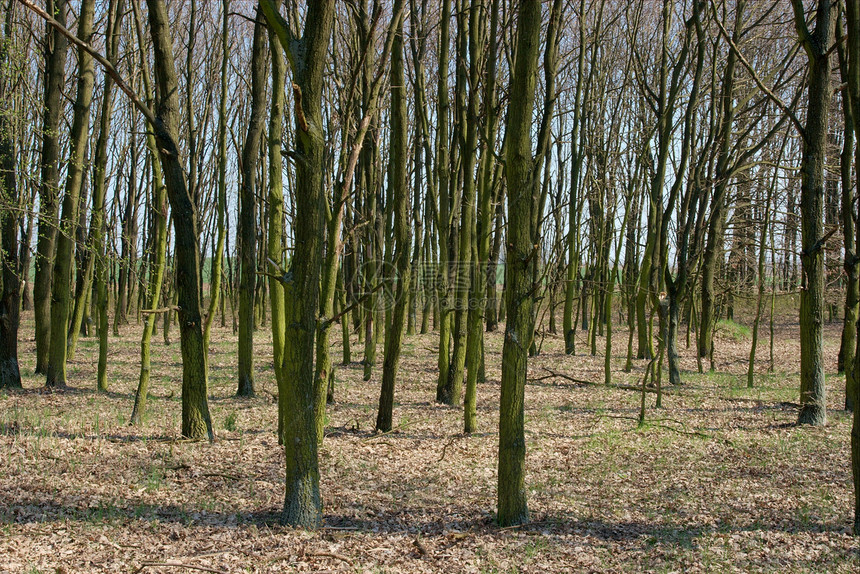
[523, 537, 549, 558]
[85, 502, 124, 525]
[143, 467, 164, 492]
[715, 319, 751, 341]
[224, 411, 238, 432]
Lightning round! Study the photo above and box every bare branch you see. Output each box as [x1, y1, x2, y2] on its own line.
[17, 0, 158, 128]
[709, 0, 806, 140]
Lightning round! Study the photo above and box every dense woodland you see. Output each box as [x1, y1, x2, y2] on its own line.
[2, 0, 860, 570]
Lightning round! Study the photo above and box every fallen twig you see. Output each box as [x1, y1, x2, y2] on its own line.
[538, 368, 684, 395]
[438, 435, 460, 462]
[413, 537, 429, 556]
[306, 551, 354, 566]
[499, 520, 550, 531]
[134, 561, 228, 574]
[596, 413, 715, 440]
[203, 472, 240, 481]
[362, 417, 426, 441]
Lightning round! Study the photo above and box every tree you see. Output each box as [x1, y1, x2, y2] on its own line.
[842, 0, 860, 536]
[130, 0, 169, 418]
[237, 9, 269, 398]
[699, 0, 745, 364]
[466, 0, 502, 433]
[376, 0, 408, 433]
[837, 7, 859, 410]
[45, 0, 95, 387]
[498, 0, 542, 528]
[33, 0, 67, 375]
[145, 0, 214, 439]
[445, 0, 479, 408]
[316, 0, 403, 438]
[791, 0, 832, 427]
[0, 0, 20, 390]
[259, 0, 335, 529]
[434, 0, 454, 404]
[202, 0, 230, 365]
[562, 0, 592, 357]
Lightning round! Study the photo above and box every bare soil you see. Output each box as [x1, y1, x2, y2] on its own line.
[1, 310, 858, 573]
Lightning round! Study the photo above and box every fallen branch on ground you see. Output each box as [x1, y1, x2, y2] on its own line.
[537, 368, 684, 395]
[306, 552, 354, 566]
[134, 561, 228, 574]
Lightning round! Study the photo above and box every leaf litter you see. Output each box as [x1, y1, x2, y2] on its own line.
[0, 313, 858, 572]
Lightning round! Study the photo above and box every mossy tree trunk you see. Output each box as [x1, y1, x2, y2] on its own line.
[130, 0, 168, 422]
[435, 0, 454, 404]
[260, 0, 335, 529]
[267, 21, 287, 443]
[498, 0, 541, 528]
[376, 0, 408, 432]
[700, 0, 744, 362]
[316, 1, 402, 437]
[465, 0, 500, 433]
[34, 0, 68, 375]
[145, 0, 213, 440]
[237, 11, 269, 398]
[837, 21, 859, 411]
[458, 0, 487, 429]
[747, 138, 782, 389]
[0, 1, 21, 390]
[792, 0, 832, 427]
[847, 0, 860, 535]
[45, 0, 95, 388]
[202, 0, 229, 364]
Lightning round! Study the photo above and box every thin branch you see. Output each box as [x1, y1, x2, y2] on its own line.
[320, 281, 386, 330]
[258, 0, 297, 72]
[709, 0, 806, 140]
[17, 0, 158, 128]
[134, 562, 228, 574]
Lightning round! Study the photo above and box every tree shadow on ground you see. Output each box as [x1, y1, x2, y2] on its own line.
[3, 491, 856, 568]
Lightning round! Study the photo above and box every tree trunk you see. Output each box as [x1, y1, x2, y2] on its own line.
[237, 11, 268, 398]
[466, 0, 500, 433]
[700, 0, 744, 361]
[846, 0, 860, 535]
[498, 0, 541, 527]
[376, 0, 408, 432]
[434, 0, 454, 404]
[34, 0, 68, 375]
[838, 24, 859, 410]
[45, 0, 95, 387]
[202, 0, 230, 377]
[0, 3, 21, 390]
[130, 0, 168, 421]
[146, 0, 213, 441]
[267, 19, 287, 442]
[260, 0, 335, 529]
[793, 0, 832, 427]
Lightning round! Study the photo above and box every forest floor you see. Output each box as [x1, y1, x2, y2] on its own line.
[1, 305, 859, 573]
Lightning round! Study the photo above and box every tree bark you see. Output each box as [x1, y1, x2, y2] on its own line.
[34, 0, 68, 375]
[260, 0, 335, 529]
[130, 0, 168, 420]
[0, 1, 21, 390]
[146, 0, 213, 440]
[434, 0, 454, 404]
[237, 10, 269, 398]
[793, 0, 832, 427]
[498, 0, 541, 528]
[376, 0, 408, 432]
[45, 0, 95, 387]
